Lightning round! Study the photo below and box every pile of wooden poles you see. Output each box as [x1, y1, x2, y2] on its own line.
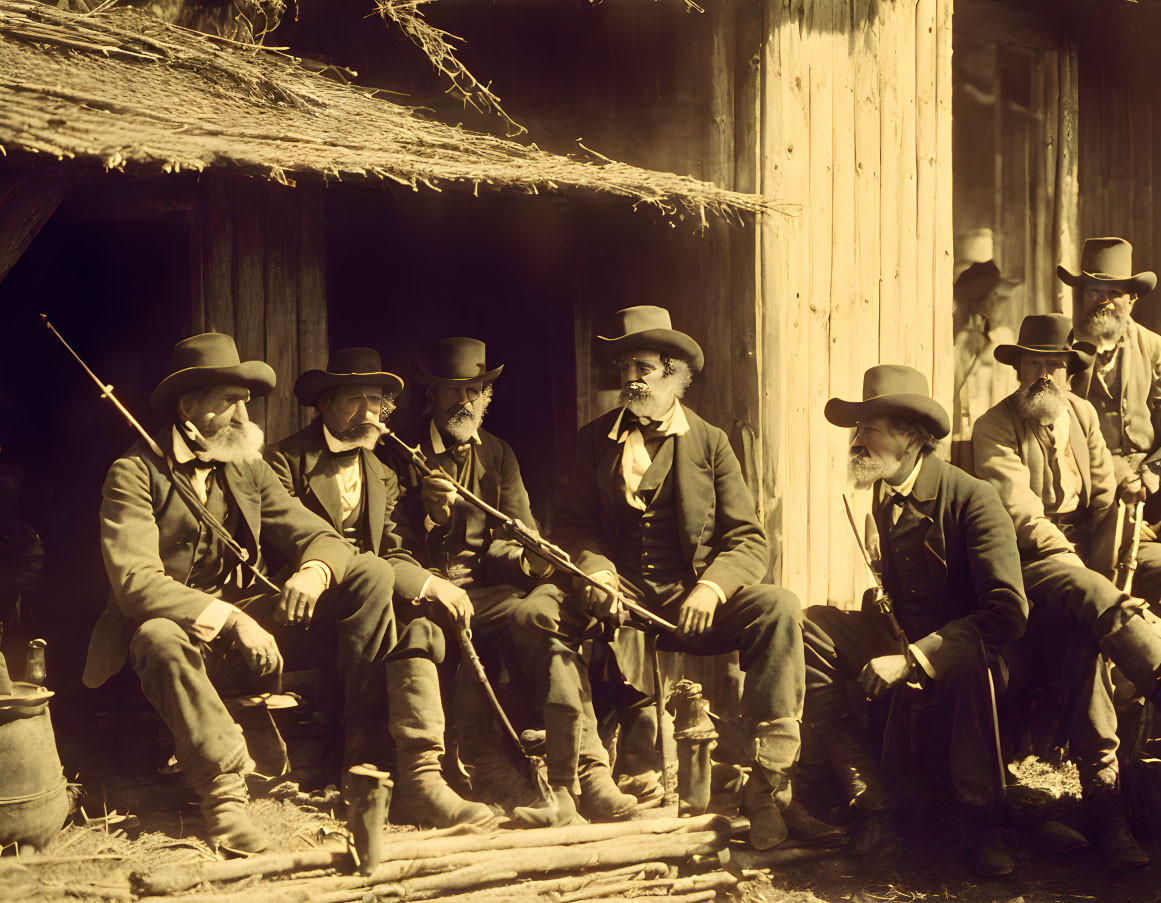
[128, 814, 819, 903]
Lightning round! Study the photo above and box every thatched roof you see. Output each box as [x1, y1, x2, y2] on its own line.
[0, 0, 778, 220]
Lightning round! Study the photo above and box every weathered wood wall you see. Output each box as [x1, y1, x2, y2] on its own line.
[1077, 21, 1161, 333]
[757, 0, 955, 609]
[190, 174, 329, 443]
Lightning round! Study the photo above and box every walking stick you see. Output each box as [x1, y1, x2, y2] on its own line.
[41, 315, 280, 594]
[1117, 501, 1146, 595]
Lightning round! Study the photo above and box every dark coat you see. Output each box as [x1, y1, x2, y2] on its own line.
[83, 429, 353, 689]
[385, 425, 537, 587]
[264, 417, 432, 601]
[871, 454, 1028, 679]
[551, 405, 768, 599]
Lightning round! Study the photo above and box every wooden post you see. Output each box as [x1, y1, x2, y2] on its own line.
[233, 180, 266, 429]
[263, 184, 299, 445]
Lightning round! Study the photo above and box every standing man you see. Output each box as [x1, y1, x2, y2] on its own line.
[401, 337, 635, 820]
[1066, 238, 1161, 511]
[973, 313, 1161, 869]
[809, 365, 1028, 874]
[265, 347, 491, 828]
[83, 334, 395, 853]
[547, 306, 828, 849]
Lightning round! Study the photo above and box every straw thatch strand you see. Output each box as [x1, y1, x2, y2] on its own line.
[0, 0, 784, 219]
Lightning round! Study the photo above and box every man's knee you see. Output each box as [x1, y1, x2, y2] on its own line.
[342, 553, 396, 597]
[393, 616, 446, 664]
[129, 618, 197, 672]
[744, 584, 803, 627]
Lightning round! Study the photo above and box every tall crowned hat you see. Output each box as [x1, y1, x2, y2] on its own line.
[151, 333, 276, 411]
[993, 313, 1095, 376]
[294, 348, 404, 407]
[1057, 237, 1157, 296]
[411, 338, 503, 388]
[824, 364, 950, 439]
[595, 306, 704, 373]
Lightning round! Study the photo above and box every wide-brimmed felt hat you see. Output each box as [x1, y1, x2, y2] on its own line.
[151, 333, 276, 411]
[954, 260, 1020, 308]
[294, 347, 405, 407]
[1056, 237, 1157, 296]
[993, 313, 1095, 376]
[595, 306, 704, 373]
[411, 337, 503, 388]
[825, 365, 950, 439]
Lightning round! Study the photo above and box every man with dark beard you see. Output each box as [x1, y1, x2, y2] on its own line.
[264, 347, 491, 827]
[82, 334, 398, 853]
[1066, 238, 1161, 510]
[546, 306, 830, 848]
[396, 338, 636, 819]
[807, 364, 1027, 874]
[973, 313, 1161, 869]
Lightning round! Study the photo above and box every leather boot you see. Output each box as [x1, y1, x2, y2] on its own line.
[964, 806, 1015, 876]
[196, 772, 268, 854]
[577, 761, 637, 821]
[1083, 773, 1150, 870]
[826, 728, 897, 859]
[512, 785, 586, 828]
[461, 716, 537, 809]
[741, 768, 789, 850]
[387, 657, 493, 828]
[1098, 611, 1161, 707]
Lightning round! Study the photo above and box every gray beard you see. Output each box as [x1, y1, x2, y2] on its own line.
[1015, 382, 1067, 424]
[439, 394, 491, 444]
[194, 420, 265, 463]
[621, 381, 682, 421]
[1078, 305, 1129, 345]
[849, 452, 891, 490]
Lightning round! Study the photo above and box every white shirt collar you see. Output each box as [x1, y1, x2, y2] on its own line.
[608, 400, 691, 443]
[172, 426, 198, 464]
[429, 419, 481, 455]
[886, 455, 924, 498]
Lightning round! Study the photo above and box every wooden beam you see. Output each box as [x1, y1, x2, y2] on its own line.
[0, 165, 77, 284]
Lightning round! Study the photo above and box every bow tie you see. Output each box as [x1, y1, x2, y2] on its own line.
[623, 414, 661, 434]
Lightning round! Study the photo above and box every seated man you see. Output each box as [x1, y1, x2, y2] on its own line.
[543, 306, 830, 848]
[265, 347, 490, 827]
[973, 312, 1161, 869]
[808, 364, 1028, 875]
[1066, 238, 1161, 522]
[82, 334, 395, 853]
[394, 337, 633, 818]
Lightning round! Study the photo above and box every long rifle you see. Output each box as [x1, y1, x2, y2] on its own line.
[382, 428, 677, 633]
[41, 315, 280, 594]
[1117, 500, 1147, 595]
[841, 494, 907, 652]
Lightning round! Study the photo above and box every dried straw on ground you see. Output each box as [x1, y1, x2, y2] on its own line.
[0, 0, 781, 220]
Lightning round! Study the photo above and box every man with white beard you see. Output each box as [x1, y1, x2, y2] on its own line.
[1065, 238, 1161, 511]
[265, 348, 491, 828]
[82, 334, 399, 853]
[547, 306, 832, 848]
[807, 364, 1028, 874]
[973, 313, 1161, 869]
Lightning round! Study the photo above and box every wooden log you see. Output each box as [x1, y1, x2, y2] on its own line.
[263, 183, 298, 445]
[557, 869, 737, 902]
[131, 850, 350, 897]
[401, 862, 672, 903]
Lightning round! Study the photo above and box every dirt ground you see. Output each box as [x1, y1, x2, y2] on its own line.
[4, 756, 1161, 903]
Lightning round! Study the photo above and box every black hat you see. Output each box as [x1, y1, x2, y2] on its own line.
[411, 338, 503, 388]
[151, 333, 276, 411]
[825, 364, 950, 439]
[294, 347, 404, 407]
[595, 306, 704, 373]
[993, 314, 1095, 376]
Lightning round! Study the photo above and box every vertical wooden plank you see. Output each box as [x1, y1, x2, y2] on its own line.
[264, 184, 299, 446]
[202, 174, 234, 336]
[898, 0, 919, 370]
[827, 0, 858, 607]
[297, 188, 328, 432]
[233, 180, 266, 431]
[931, 0, 955, 416]
[806, 0, 834, 606]
[878, 0, 903, 367]
[1054, 35, 1079, 319]
[1032, 52, 1055, 317]
[188, 201, 205, 336]
[914, 0, 937, 405]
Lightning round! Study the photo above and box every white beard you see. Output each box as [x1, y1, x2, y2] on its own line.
[1078, 305, 1129, 347]
[439, 392, 492, 444]
[194, 420, 265, 463]
[849, 451, 891, 489]
[331, 421, 385, 451]
[620, 371, 688, 421]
